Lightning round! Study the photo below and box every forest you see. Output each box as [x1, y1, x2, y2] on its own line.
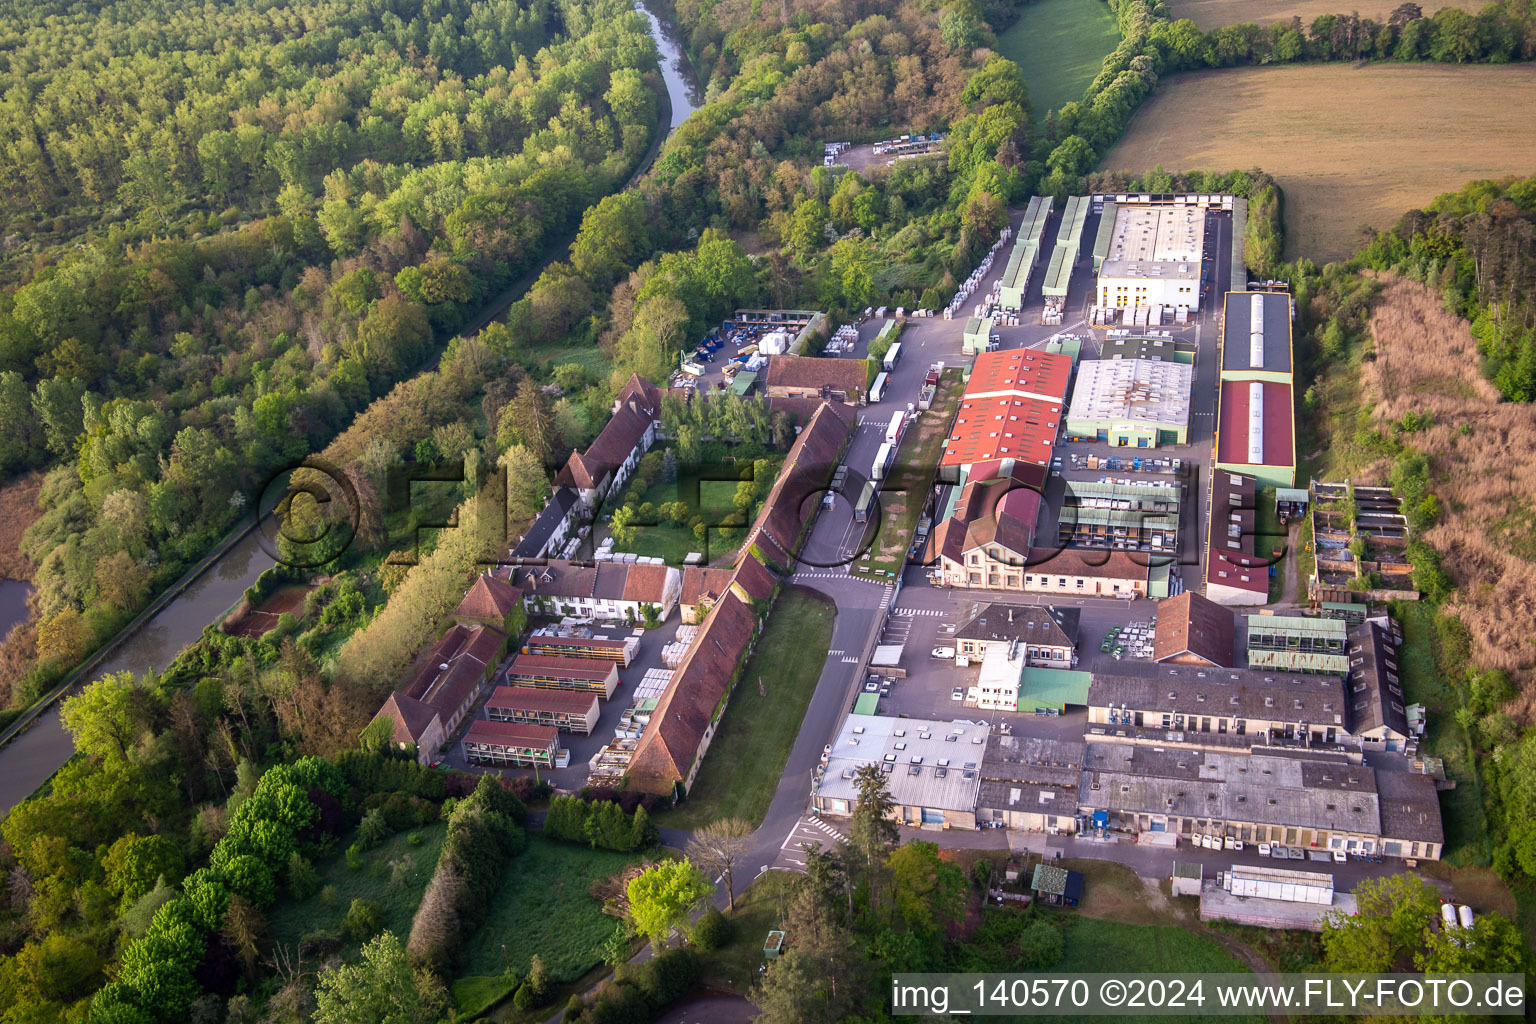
[0, 0, 662, 714]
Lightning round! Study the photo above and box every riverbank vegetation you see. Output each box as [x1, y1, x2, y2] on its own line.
[0, 0, 664, 718]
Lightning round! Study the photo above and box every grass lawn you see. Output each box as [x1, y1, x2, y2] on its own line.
[997, 0, 1122, 116]
[701, 871, 795, 992]
[1254, 487, 1286, 602]
[615, 465, 768, 566]
[1392, 601, 1490, 865]
[267, 822, 448, 951]
[458, 833, 653, 984]
[852, 370, 963, 581]
[658, 587, 836, 830]
[1057, 915, 1253, 974]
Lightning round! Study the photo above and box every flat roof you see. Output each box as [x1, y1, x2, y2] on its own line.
[1101, 205, 1205, 264]
[1099, 258, 1198, 281]
[1222, 292, 1293, 375]
[1101, 336, 1195, 361]
[1021, 195, 1054, 245]
[1021, 667, 1092, 708]
[854, 693, 880, 716]
[1067, 358, 1192, 429]
[818, 714, 988, 813]
[1216, 380, 1294, 468]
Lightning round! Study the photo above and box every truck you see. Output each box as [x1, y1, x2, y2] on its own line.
[871, 442, 892, 481]
[853, 481, 878, 524]
[883, 341, 902, 372]
[885, 411, 904, 447]
[869, 371, 888, 403]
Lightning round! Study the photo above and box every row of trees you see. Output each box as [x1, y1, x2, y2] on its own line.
[542, 795, 659, 853]
[406, 776, 528, 974]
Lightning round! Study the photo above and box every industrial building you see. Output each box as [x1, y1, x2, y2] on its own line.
[1205, 470, 1279, 606]
[1347, 620, 1417, 753]
[1043, 196, 1090, 314]
[1220, 292, 1293, 383]
[978, 735, 1084, 832]
[1094, 205, 1205, 313]
[954, 603, 1079, 667]
[814, 714, 989, 829]
[939, 349, 1070, 480]
[521, 631, 638, 667]
[1057, 478, 1181, 552]
[962, 315, 994, 355]
[505, 653, 621, 699]
[1100, 333, 1196, 364]
[1086, 665, 1350, 747]
[1078, 741, 1443, 859]
[1153, 591, 1235, 667]
[1215, 291, 1297, 488]
[1245, 615, 1349, 674]
[1066, 358, 1192, 448]
[998, 196, 1054, 309]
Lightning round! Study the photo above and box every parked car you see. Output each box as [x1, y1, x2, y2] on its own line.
[1258, 843, 1271, 857]
[1332, 850, 1347, 863]
[863, 680, 879, 693]
[1269, 845, 1287, 860]
[1286, 848, 1305, 860]
[950, 687, 964, 702]
[931, 646, 955, 659]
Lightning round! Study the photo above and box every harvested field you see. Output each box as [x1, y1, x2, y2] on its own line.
[1358, 275, 1536, 707]
[1167, 0, 1475, 31]
[0, 471, 42, 581]
[1101, 64, 1536, 261]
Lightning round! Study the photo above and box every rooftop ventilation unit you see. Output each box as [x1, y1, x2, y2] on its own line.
[1248, 381, 1265, 464]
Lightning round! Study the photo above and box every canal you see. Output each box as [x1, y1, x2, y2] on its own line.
[0, 1, 703, 818]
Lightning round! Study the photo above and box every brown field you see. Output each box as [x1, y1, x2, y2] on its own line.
[0, 471, 42, 581]
[1167, 0, 1476, 31]
[1101, 64, 1536, 262]
[223, 584, 311, 637]
[1357, 276, 1536, 708]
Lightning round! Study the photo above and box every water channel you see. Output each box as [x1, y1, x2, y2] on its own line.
[0, 2, 703, 817]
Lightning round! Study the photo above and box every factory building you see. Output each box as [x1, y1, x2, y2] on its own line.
[1215, 292, 1297, 488]
[1245, 615, 1350, 674]
[939, 349, 1070, 483]
[815, 715, 989, 829]
[1065, 358, 1192, 447]
[998, 196, 1054, 309]
[1206, 470, 1278, 606]
[1094, 205, 1206, 313]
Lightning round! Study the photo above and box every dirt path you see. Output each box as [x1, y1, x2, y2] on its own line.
[1199, 927, 1289, 1024]
[1276, 523, 1302, 608]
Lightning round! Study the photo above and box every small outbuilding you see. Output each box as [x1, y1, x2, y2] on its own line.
[1030, 863, 1084, 906]
[1171, 861, 1203, 897]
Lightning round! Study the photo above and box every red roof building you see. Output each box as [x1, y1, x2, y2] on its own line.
[1153, 592, 1235, 667]
[505, 653, 621, 699]
[1215, 379, 1296, 488]
[941, 350, 1071, 472]
[484, 686, 601, 734]
[460, 719, 562, 768]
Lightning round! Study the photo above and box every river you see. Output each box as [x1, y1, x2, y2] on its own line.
[0, 2, 702, 819]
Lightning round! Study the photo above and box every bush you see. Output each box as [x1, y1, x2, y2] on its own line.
[691, 907, 732, 950]
[513, 983, 536, 1011]
[971, 858, 995, 889]
[341, 898, 383, 943]
[563, 993, 586, 1022]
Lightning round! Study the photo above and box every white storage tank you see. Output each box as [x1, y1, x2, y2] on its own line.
[1458, 905, 1475, 929]
[1441, 903, 1459, 930]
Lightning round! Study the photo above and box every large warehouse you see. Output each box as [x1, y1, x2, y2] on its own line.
[939, 349, 1071, 483]
[1215, 378, 1296, 489]
[1095, 205, 1205, 313]
[1066, 358, 1192, 447]
[1215, 291, 1297, 488]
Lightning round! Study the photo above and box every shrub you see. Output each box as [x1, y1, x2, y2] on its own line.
[690, 907, 732, 950]
[341, 898, 383, 943]
[563, 993, 586, 1022]
[513, 983, 536, 1011]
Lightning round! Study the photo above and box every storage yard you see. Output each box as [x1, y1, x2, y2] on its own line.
[1100, 64, 1536, 260]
